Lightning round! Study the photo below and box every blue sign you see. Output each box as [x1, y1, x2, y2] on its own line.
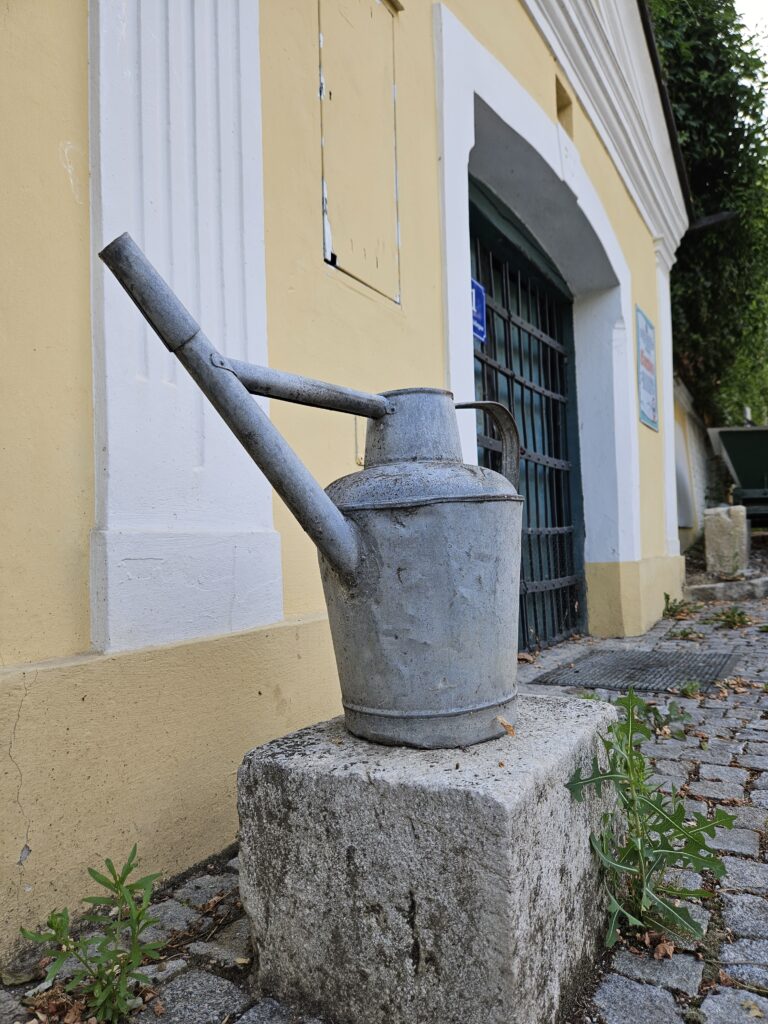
[471, 278, 486, 343]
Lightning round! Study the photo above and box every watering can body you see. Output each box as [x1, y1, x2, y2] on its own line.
[100, 233, 523, 749]
[320, 389, 522, 747]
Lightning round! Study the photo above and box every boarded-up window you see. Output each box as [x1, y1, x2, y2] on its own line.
[319, 0, 400, 301]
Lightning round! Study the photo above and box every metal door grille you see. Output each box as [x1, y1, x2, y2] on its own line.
[470, 199, 583, 649]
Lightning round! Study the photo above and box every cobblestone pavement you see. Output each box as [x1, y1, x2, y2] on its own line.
[3, 596, 768, 1024]
[522, 595, 768, 1023]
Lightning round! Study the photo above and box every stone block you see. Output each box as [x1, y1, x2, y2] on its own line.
[720, 937, 768, 964]
[721, 963, 768, 988]
[142, 898, 203, 942]
[238, 1000, 323, 1024]
[705, 504, 749, 577]
[0, 989, 25, 1024]
[700, 988, 768, 1022]
[238, 695, 616, 1024]
[708, 827, 760, 857]
[687, 779, 745, 801]
[674, 901, 711, 951]
[592, 974, 683, 1023]
[612, 949, 703, 995]
[174, 873, 238, 909]
[737, 754, 768, 771]
[135, 970, 250, 1024]
[727, 805, 768, 831]
[723, 893, 768, 937]
[701, 764, 749, 786]
[722, 857, 768, 894]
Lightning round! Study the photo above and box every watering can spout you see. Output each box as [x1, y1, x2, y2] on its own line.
[99, 232, 364, 578]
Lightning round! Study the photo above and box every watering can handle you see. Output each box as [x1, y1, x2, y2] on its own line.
[456, 402, 521, 491]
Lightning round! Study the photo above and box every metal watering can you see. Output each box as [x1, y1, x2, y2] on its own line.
[100, 234, 524, 749]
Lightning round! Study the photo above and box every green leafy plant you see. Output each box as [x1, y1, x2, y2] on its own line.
[667, 627, 705, 642]
[641, 697, 690, 740]
[567, 689, 734, 947]
[757, 625, 768, 634]
[21, 846, 163, 1022]
[663, 594, 701, 620]
[680, 680, 701, 698]
[705, 607, 752, 629]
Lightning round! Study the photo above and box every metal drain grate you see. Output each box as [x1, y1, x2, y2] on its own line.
[533, 648, 738, 692]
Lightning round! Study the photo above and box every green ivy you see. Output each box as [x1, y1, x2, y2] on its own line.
[647, 0, 768, 425]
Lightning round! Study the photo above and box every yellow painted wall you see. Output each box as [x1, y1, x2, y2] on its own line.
[0, 0, 92, 665]
[264, 0, 680, 628]
[261, 0, 446, 615]
[1, 0, 684, 959]
[0, 616, 340, 962]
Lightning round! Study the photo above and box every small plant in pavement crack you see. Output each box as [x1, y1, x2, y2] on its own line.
[21, 845, 163, 1022]
[705, 606, 752, 629]
[663, 593, 701, 620]
[567, 689, 734, 947]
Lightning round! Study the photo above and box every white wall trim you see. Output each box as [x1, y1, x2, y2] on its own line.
[521, 0, 688, 262]
[434, 3, 642, 564]
[655, 248, 680, 556]
[89, 0, 283, 652]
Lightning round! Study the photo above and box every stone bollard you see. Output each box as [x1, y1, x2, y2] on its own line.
[704, 505, 750, 577]
[237, 694, 616, 1024]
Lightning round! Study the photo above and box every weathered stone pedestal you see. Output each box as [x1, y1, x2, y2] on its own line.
[705, 504, 750, 577]
[237, 694, 616, 1024]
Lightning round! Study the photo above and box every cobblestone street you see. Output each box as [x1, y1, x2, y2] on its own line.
[3, 596, 768, 1024]
[523, 595, 768, 1022]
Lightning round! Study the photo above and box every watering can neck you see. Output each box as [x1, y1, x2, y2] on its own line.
[364, 389, 463, 468]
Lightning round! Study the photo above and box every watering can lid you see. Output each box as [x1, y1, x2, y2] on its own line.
[325, 460, 521, 512]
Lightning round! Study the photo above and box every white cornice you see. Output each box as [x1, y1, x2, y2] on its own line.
[522, 0, 688, 259]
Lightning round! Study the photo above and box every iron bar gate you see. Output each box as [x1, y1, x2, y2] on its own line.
[469, 187, 584, 649]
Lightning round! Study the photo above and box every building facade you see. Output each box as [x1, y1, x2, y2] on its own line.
[0, 0, 687, 956]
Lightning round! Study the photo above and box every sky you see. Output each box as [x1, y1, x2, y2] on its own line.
[736, 0, 768, 62]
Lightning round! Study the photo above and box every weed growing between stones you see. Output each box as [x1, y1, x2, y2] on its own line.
[704, 606, 752, 629]
[567, 690, 734, 947]
[21, 845, 164, 1022]
[667, 627, 706, 642]
[680, 680, 702, 698]
[663, 593, 702, 620]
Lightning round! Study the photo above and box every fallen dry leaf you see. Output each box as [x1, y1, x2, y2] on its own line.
[498, 761, 505, 768]
[653, 939, 674, 960]
[496, 717, 516, 737]
[517, 651, 535, 663]
[152, 999, 165, 1018]
[742, 999, 765, 1019]
[234, 957, 251, 966]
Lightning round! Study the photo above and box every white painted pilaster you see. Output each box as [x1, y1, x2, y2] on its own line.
[89, 0, 282, 651]
[655, 245, 681, 556]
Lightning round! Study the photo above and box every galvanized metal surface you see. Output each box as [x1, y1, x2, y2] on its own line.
[100, 233, 360, 577]
[531, 648, 737, 693]
[323, 389, 523, 747]
[226, 358, 391, 419]
[100, 233, 524, 749]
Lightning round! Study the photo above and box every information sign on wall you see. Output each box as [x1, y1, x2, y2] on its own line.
[636, 306, 658, 431]
[471, 278, 486, 343]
